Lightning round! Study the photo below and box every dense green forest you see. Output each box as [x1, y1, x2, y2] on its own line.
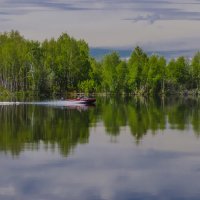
[0, 30, 200, 97]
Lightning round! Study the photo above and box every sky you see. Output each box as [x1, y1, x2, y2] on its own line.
[1, 0, 200, 52]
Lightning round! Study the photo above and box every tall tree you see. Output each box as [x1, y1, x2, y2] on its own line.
[101, 52, 120, 92]
[116, 61, 128, 93]
[147, 55, 166, 94]
[166, 56, 190, 91]
[127, 46, 148, 93]
[191, 52, 200, 90]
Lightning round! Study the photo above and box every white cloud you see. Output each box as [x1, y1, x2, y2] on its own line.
[1, 0, 200, 51]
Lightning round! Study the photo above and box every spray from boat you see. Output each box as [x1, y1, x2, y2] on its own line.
[0, 97, 96, 107]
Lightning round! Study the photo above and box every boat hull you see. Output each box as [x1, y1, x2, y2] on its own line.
[67, 98, 96, 105]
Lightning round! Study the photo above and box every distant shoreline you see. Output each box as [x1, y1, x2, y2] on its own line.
[90, 47, 198, 61]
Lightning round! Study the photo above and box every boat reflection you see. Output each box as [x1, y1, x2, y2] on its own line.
[66, 104, 95, 111]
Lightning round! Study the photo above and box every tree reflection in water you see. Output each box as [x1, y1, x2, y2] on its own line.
[0, 97, 199, 156]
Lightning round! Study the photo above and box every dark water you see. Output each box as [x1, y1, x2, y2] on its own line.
[0, 97, 200, 200]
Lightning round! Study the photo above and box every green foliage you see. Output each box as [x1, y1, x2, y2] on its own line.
[166, 56, 190, 92]
[0, 30, 199, 96]
[78, 79, 95, 93]
[147, 55, 166, 94]
[101, 52, 120, 92]
[0, 31, 91, 96]
[116, 61, 128, 93]
[191, 52, 200, 90]
[88, 58, 102, 91]
[127, 46, 148, 93]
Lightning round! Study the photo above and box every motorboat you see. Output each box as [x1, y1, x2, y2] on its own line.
[67, 96, 96, 105]
[0, 97, 96, 107]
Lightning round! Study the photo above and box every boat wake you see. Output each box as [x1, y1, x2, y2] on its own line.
[0, 100, 95, 108]
[0, 102, 21, 106]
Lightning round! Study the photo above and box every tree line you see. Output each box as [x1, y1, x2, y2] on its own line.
[0, 30, 200, 96]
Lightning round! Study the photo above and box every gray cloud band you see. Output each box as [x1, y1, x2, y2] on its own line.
[1, 0, 200, 23]
[124, 9, 200, 23]
[3, 0, 200, 12]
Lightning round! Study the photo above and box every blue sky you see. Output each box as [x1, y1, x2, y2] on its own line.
[1, 0, 200, 51]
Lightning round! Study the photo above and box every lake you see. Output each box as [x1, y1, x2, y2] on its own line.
[0, 97, 200, 200]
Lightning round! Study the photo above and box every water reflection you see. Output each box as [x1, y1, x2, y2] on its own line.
[0, 104, 92, 156]
[0, 97, 200, 200]
[0, 97, 199, 156]
[100, 97, 200, 141]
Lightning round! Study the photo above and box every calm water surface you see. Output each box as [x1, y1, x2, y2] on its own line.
[0, 97, 200, 200]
